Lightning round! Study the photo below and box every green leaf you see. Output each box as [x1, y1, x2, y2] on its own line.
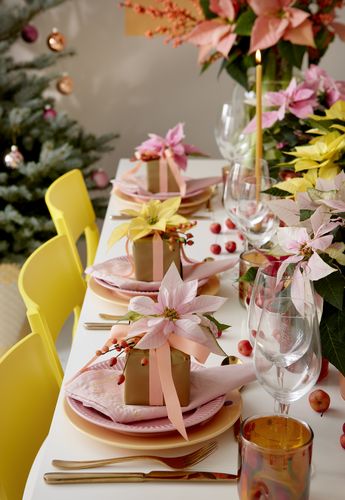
[239, 266, 258, 284]
[199, 0, 215, 19]
[300, 209, 314, 221]
[319, 301, 345, 376]
[277, 41, 306, 69]
[235, 10, 256, 36]
[307, 118, 333, 133]
[204, 314, 230, 332]
[225, 61, 249, 89]
[262, 187, 292, 197]
[314, 271, 345, 310]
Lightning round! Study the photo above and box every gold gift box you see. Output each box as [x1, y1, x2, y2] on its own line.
[124, 347, 191, 406]
[133, 235, 182, 282]
[146, 160, 180, 193]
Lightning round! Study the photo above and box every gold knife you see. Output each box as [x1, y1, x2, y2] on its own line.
[44, 470, 238, 484]
[110, 214, 210, 221]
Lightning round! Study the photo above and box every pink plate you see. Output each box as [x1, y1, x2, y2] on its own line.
[66, 360, 226, 436]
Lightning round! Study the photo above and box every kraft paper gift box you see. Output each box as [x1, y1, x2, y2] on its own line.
[124, 347, 191, 406]
[146, 160, 180, 193]
[132, 235, 182, 282]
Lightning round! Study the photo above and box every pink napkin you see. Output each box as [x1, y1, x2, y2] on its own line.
[112, 176, 221, 199]
[65, 363, 255, 424]
[85, 256, 237, 292]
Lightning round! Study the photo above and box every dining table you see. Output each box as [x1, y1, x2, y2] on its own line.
[24, 158, 345, 500]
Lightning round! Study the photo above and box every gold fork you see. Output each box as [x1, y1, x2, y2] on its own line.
[52, 440, 217, 470]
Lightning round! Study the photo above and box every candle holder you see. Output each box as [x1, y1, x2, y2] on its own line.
[238, 249, 268, 307]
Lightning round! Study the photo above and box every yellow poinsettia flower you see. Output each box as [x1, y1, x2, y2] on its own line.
[107, 197, 188, 249]
[276, 170, 317, 195]
[287, 131, 345, 176]
[309, 100, 345, 121]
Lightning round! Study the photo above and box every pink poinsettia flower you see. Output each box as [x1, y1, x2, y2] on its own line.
[127, 264, 227, 350]
[248, 0, 315, 53]
[245, 78, 317, 132]
[135, 123, 201, 170]
[276, 211, 339, 300]
[304, 65, 345, 106]
[185, 0, 237, 64]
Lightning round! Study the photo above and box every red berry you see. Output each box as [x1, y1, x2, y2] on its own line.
[210, 222, 222, 234]
[225, 218, 236, 230]
[225, 241, 237, 253]
[141, 357, 149, 366]
[340, 435, 345, 449]
[217, 330, 222, 338]
[238, 233, 245, 241]
[238, 340, 253, 357]
[308, 389, 330, 414]
[120, 340, 128, 348]
[317, 358, 329, 383]
[109, 357, 117, 367]
[279, 169, 297, 181]
[210, 244, 221, 255]
[117, 373, 125, 385]
[187, 239, 194, 245]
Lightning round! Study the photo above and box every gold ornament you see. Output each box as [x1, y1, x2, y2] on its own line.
[56, 74, 73, 95]
[47, 28, 65, 52]
[4, 145, 24, 169]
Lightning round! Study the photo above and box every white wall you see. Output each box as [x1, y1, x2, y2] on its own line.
[13, 0, 345, 176]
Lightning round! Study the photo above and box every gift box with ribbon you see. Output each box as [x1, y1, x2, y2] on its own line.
[132, 123, 205, 196]
[107, 197, 196, 282]
[124, 347, 190, 406]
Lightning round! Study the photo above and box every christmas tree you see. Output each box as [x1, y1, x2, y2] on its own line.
[0, 0, 117, 263]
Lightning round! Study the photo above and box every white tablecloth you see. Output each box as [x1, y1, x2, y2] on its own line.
[24, 159, 345, 500]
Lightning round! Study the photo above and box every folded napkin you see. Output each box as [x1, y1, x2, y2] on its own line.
[112, 176, 221, 199]
[65, 363, 255, 424]
[85, 256, 237, 292]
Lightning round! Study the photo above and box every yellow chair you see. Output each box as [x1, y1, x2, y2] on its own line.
[0, 332, 60, 500]
[45, 169, 100, 273]
[18, 234, 87, 382]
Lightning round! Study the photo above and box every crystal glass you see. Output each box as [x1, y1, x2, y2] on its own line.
[254, 296, 321, 415]
[236, 175, 279, 248]
[223, 156, 269, 228]
[214, 102, 252, 163]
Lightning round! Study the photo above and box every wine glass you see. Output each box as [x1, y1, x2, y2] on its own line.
[223, 156, 269, 228]
[254, 295, 322, 416]
[214, 102, 252, 164]
[236, 175, 279, 248]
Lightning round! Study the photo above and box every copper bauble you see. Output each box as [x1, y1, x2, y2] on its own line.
[47, 28, 65, 52]
[56, 74, 73, 95]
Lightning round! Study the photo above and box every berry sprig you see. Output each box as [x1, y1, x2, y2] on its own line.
[95, 336, 140, 385]
[165, 221, 197, 250]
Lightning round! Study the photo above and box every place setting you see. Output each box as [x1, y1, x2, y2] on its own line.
[111, 123, 222, 215]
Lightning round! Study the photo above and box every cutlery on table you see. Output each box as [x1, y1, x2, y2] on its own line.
[99, 313, 130, 321]
[83, 322, 116, 330]
[52, 441, 217, 470]
[109, 214, 210, 221]
[44, 470, 238, 484]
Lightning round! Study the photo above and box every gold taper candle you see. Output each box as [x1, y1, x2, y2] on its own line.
[255, 50, 262, 202]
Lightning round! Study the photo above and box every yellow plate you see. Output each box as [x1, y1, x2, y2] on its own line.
[64, 390, 241, 451]
[88, 275, 220, 305]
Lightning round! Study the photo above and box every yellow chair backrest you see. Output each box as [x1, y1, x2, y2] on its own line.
[45, 169, 100, 272]
[18, 234, 86, 381]
[0, 332, 60, 500]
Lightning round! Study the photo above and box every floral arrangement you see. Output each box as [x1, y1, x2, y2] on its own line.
[134, 122, 203, 170]
[244, 66, 345, 173]
[121, 0, 345, 88]
[108, 196, 194, 248]
[93, 263, 229, 438]
[270, 171, 345, 376]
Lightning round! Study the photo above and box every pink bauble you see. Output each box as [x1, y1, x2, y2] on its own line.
[92, 169, 109, 188]
[43, 107, 57, 120]
[21, 24, 39, 43]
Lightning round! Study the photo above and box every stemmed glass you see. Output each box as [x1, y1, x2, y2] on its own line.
[253, 295, 321, 416]
[236, 175, 279, 249]
[214, 102, 251, 164]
